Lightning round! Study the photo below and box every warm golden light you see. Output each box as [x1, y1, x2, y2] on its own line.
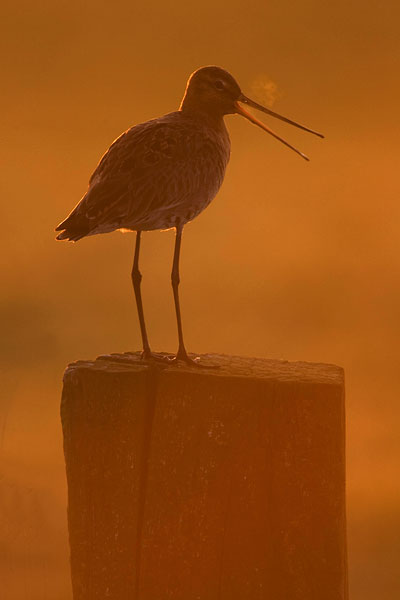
[1, 1, 399, 598]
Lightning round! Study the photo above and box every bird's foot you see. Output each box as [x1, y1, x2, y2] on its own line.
[140, 349, 170, 363]
[166, 349, 220, 369]
[140, 348, 219, 369]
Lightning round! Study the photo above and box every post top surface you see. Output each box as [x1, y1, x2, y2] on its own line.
[65, 352, 344, 387]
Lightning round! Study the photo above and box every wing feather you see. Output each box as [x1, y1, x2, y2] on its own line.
[56, 112, 230, 239]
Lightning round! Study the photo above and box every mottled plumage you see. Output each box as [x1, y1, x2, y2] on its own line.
[55, 65, 322, 363]
[56, 69, 236, 241]
[56, 114, 231, 240]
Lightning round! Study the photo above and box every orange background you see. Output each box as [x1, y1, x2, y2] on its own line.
[1, 1, 399, 598]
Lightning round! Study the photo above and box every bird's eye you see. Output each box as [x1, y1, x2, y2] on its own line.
[214, 80, 225, 91]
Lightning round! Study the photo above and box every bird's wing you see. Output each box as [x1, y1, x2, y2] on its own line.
[56, 114, 217, 238]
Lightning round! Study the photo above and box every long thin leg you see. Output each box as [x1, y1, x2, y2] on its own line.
[131, 231, 151, 357]
[171, 226, 186, 358]
[171, 225, 197, 363]
[169, 226, 218, 368]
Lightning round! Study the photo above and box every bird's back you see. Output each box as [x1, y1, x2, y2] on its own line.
[56, 111, 230, 241]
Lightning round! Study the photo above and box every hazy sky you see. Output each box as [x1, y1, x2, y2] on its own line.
[1, 1, 399, 599]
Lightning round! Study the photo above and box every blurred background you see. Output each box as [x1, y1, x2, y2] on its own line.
[1, 0, 399, 598]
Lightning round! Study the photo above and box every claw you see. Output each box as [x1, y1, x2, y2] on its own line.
[140, 349, 219, 369]
[167, 354, 200, 367]
[140, 350, 170, 363]
[169, 351, 220, 369]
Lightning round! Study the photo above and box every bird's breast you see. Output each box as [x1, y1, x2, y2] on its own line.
[181, 119, 231, 200]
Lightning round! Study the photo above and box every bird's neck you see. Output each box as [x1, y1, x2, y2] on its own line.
[179, 95, 226, 129]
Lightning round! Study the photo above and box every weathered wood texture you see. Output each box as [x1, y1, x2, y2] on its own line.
[61, 352, 347, 600]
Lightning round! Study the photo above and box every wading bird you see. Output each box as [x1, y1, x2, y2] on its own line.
[55, 66, 323, 365]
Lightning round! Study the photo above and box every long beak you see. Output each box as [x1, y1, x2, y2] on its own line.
[235, 93, 324, 161]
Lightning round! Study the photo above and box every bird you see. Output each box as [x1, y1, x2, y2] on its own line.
[55, 65, 323, 365]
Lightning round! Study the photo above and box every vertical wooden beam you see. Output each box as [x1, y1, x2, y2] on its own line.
[61, 352, 347, 600]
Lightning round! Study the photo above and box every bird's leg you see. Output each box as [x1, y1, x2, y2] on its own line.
[131, 231, 153, 359]
[170, 225, 200, 366]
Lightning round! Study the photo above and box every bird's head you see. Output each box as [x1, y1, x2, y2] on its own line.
[180, 65, 324, 160]
[180, 66, 242, 116]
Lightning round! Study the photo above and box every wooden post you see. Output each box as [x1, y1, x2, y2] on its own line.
[61, 352, 347, 600]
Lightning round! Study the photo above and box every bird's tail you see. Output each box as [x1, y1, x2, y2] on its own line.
[55, 211, 90, 242]
[55, 229, 87, 242]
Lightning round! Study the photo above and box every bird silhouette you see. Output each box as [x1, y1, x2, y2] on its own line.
[55, 65, 323, 365]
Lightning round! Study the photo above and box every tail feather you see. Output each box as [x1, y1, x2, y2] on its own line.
[56, 229, 88, 242]
[55, 210, 90, 242]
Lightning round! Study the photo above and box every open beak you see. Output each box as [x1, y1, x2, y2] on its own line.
[235, 93, 324, 161]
